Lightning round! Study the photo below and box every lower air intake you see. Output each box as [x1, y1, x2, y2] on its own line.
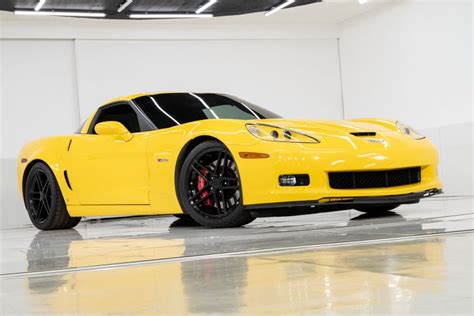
[329, 167, 421, 189]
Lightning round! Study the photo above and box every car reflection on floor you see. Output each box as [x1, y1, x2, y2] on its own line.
[22, 212, 450, 314]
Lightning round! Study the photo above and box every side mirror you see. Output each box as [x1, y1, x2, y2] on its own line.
[94, 121, 133, 142]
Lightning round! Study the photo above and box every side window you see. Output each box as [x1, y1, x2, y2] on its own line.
[90, 103, 143, 134]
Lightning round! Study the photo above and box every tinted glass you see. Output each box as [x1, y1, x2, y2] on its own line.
[134, 93, 281, 130]
[92, 104, 141, 133]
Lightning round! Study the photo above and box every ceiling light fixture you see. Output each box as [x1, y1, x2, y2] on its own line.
[359, 0, 368, 3]
[196, 0, 217, 14]
[34, 0, 46, 11]
[118, 0, 133, 13]
[265, 0, 295, 17]
[15, 11, 106, 17]
[129, 13, 213, 19]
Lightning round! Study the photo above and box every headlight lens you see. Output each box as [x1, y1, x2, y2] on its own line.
[396, 121, 425, 140]
[246, 123, 320, 143]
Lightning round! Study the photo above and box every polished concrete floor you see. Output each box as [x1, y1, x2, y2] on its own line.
[0, 196, 473, 315]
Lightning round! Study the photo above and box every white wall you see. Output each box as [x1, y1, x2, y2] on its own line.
[1, 39, 81, 227]
[1, 40, 80, 159]
[74, 39, 342, 122]
[339, 0, 473, 195]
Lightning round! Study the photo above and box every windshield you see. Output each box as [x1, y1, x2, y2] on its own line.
[133, 93, 281, 129]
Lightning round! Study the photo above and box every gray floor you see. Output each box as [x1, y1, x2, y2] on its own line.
[0, 196, 473, 315]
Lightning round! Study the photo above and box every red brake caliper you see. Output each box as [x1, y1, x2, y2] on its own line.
[197, 168, 214, 207]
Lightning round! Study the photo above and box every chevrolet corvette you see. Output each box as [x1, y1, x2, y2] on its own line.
[17, 92, 442, 230]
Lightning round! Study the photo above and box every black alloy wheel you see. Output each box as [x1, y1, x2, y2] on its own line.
[26, 169, 52, 225]
[177, 141, 255, 228]
[24, 162, 81, 230]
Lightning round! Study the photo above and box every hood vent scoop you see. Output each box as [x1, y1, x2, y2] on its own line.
[351, 132, 377, 137]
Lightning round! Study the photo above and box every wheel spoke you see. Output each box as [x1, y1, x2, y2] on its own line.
[29, 202, 39, 219]
[191, 165, 209, 182]
[43, 197, 51, 213]
[214, 152, 224, 176]
[44, 184, 51, 197]
[35, 173, 44, 190]
[191, 184, 211, 201]
[42, 179, 50, 193]
[194, 189, 214, 205]
[39, 200, 50, 219]
[35, 201, 45, 219]
[220, 154, 227, 177]
[213, 192, 222, 214]
[220, 190, 227, 214]
[223, 185, 240, 190]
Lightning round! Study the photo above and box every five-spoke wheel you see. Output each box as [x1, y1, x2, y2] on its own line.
[24, 162, 81, 230]
[177, 141, 255, 228]
[26, 169, 53, 225]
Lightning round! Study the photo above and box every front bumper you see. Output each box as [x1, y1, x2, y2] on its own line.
[230, 137, 442, 207]
[247, 188, 442, 217]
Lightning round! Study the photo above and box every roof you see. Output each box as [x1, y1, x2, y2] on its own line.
[106, 92, 153, 104]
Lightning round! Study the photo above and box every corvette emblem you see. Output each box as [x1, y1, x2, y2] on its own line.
[366, 139, 385, 144]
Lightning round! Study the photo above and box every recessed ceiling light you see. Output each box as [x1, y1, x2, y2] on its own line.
[196, 0, 218, 14]
[15, 11, 106, 17]
[359, 0, 368, 4]
[265, 0, 295, 17]
[129, 13, 213, 19]
[34, 0, 46, 11]
[118, 0, 133, 13]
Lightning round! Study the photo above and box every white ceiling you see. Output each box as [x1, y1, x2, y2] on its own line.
[0, 0, 395, 25]
[212, 0, 396, 24]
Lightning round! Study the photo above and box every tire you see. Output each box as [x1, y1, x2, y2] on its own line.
[355, 203, 401, 214]
[177, 141, 255, 228]
[24, 162, 81, 230]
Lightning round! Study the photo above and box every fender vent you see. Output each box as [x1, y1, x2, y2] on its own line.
[351, 132, 377, 137]
[64, 170, 73, 190]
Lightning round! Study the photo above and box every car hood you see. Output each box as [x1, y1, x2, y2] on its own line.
[248, 119, 415, 149]
[251, 118, 395, 133]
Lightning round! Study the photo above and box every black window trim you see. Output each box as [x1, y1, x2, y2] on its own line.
[87, 101, 155, 135]
[130, 99, 158, 130]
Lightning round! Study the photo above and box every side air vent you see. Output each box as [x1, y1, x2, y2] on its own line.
[351, 132, 377, 137]
[64, 170, 73, 190]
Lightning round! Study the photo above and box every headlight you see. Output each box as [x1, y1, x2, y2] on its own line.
[396, 121, 425, 140]
[246, 123, 320, 143]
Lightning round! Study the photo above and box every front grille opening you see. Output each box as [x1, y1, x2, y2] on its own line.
[329, 167, 421, 189]
[351, 132, 377, 137]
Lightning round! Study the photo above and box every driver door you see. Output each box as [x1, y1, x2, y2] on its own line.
[65, 102, 151, 205]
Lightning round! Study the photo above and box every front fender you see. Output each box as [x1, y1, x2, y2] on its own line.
[17, 136, 71, 199]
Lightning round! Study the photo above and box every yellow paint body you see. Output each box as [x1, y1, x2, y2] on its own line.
[17, 94, 442, 217]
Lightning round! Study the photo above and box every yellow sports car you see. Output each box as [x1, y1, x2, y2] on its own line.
[17, 92, 443, 230]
